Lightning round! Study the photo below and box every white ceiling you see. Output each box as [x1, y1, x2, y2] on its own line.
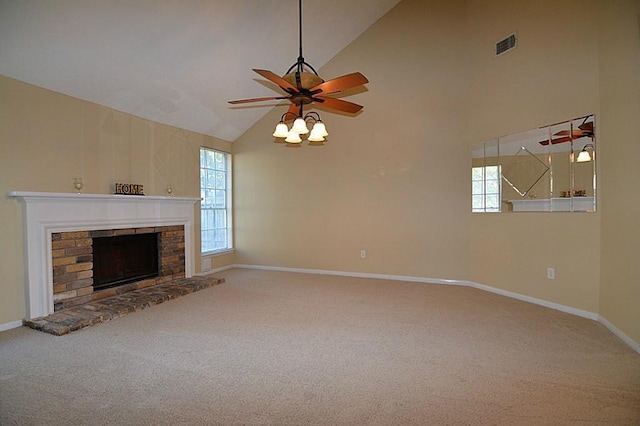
[0, 0, 401, 142]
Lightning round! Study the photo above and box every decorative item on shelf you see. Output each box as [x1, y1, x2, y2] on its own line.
[561, 190, 587, 198]
[73, 178, 83, 194]
[114, 183, 145, 196]
[576, 143, 595, 163]
[228, 0, 368, 147]
[166, 184, 173, 197]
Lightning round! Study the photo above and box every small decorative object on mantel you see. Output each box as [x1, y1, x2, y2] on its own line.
[114, 182, 144, 196]
[73, 178, 83, 194]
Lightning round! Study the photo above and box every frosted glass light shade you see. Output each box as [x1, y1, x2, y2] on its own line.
[307, 129, 325, 142]
[285, 131, 302, 143]
[273, 122, 289, 138]
[291, 118, 309, 134]
[311, 121, 328, 137]
[576, 150, 592, 163]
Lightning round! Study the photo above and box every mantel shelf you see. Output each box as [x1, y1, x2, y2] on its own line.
[8, 191, 200, 203]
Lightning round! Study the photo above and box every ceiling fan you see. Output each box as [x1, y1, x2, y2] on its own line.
[538, 118, 594, 145]
[228, 0, 369, 119]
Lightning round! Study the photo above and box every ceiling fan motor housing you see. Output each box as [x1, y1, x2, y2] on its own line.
[283, 71, 323, 90]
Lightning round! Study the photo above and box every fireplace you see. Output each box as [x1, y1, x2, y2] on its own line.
[9, 191, 200, 319]
[51, 225, 187, 311]
[93, 233, 159, 290]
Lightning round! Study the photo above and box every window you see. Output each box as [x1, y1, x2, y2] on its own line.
[472, 165, 501, 212]
[200, 147, 232, 253]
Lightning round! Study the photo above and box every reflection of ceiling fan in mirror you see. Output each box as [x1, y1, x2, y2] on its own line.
[539, 118, 594, 145]
[228, 0, 369, 118]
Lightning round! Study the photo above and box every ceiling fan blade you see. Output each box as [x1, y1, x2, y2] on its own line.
[314, 97, 364, 114]
[312, 97, 363, 114]
[253, 69, 299, 93]
[539, 137, 570, 146]
[309, 72, 369, 95]
[286, 103, 300, 118]
[553, 129, 586, 137]
[579, 121, 594, 132]
[228, 96, 289, 104]
[539, 135, 589, 145]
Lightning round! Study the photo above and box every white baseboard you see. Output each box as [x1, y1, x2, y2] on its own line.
[0, 320, 23, 332]
[231, 264, 639, 353]
[466, 280, 599, 320]
[197, 264, 235, 276]
[598, 315, 640, 354]
[232, 264, 467, 286]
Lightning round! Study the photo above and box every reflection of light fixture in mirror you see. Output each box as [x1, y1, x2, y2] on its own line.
[576, 143, 595, 163]
[273, 110, 328, 145]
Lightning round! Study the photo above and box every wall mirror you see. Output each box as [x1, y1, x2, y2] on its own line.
[472, 115, 596, 213]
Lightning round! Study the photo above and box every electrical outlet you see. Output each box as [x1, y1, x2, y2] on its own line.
[360, 250, 366, 259]
[547, 268, 555, 280]
[202, 257, 212, 272]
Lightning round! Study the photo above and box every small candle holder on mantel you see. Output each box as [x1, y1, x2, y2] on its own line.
[166, 184, 173, 197]
[73, 178, 83, 194]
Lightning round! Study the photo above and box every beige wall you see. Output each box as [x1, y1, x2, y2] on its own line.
[233, 0, 471, 280]
[598, 0, 640, 344]
[467, 0, 602, 314]
[0, 75, 233, 325]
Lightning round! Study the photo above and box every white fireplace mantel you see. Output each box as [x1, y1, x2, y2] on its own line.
[9, 191, 201, 319]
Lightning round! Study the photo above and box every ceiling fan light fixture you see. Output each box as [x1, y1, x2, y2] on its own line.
[273, 122, 290, 138]
[228, 0, 368, 147]
[291, 117, 309, 134]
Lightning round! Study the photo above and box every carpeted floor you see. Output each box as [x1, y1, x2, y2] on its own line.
[1, 268, 639, 425]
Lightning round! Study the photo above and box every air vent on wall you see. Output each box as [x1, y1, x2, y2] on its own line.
[496, 33, 517, 56]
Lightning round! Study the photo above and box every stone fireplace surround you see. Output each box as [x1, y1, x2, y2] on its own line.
[9, 192, 200, 319]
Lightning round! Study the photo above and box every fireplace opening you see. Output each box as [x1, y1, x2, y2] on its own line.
[93, 233, 159, 291]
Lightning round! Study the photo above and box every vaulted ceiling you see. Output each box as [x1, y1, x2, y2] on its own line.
[0, 0, 400, 142]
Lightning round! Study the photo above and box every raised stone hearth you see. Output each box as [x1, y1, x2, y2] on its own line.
[24, 275, 225, 336]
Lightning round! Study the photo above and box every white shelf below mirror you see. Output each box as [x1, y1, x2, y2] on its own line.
[509, 197, 595, 212]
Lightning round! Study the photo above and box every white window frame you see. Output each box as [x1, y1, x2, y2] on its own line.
[200, 147, 233, 254]
[472, 165, 501, 213]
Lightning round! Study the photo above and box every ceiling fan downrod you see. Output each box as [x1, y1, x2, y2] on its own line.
[286, 0, 319, 77]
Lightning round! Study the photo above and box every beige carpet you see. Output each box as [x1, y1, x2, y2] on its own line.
[1, 268, 639, 425]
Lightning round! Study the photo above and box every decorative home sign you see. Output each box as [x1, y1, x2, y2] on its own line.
[114, 183, 145, 196]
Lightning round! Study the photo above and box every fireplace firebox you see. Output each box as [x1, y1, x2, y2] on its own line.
[93, 233, 159, 290]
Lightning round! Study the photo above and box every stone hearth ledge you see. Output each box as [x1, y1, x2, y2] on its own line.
[24, 275, 225, 336]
